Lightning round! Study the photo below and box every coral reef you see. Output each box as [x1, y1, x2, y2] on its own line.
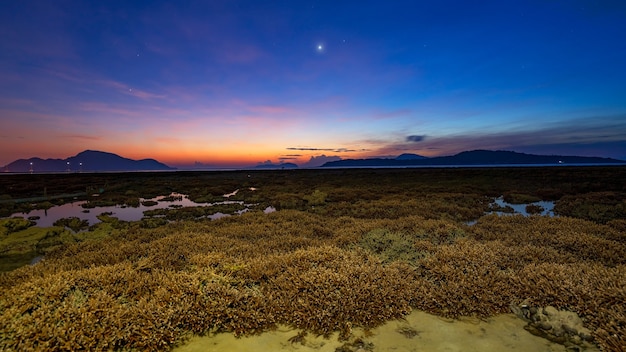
[1, 167, 625, 351]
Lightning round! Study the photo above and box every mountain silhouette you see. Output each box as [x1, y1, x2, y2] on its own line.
[395, 153, 428, 160]
[3, 150, 174, 172]
[321, 150, 624, 167]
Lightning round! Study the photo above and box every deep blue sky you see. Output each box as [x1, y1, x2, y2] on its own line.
[1, 0, 625, 167]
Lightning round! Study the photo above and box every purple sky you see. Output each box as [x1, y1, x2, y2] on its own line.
[1, 0, 625, 168]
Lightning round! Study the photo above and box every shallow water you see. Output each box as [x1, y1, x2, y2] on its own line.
[175, 310, 591, 352]
[466, 197, 556, 226]
[8, 192, 268, 227]
[491, 197, 555, 217]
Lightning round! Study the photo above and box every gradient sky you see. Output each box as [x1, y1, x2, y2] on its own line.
[1, 0, 625, 168]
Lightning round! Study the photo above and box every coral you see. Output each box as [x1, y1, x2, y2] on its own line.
[1, 167, 625, 351]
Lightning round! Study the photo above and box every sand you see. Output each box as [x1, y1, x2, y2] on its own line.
[174, 310, 598, 352]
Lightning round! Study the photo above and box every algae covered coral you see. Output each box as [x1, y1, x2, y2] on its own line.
[0, 167, 625, 351]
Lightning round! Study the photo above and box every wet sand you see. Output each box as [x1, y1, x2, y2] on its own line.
[175, 310, 597, 352]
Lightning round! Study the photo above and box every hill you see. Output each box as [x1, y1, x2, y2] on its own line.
[395, 153, 428, 160]
[2, 150, 175, 172]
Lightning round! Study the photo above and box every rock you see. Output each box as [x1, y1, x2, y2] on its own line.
[531, 313, 541, 323]
[538, 322, 552, 330]
[543, 306, 559, 318]
[513, 301, 595, 349]
[570, 335, 582, 345]
[562, 324, 578, 336]
[579, 331, 593, 342]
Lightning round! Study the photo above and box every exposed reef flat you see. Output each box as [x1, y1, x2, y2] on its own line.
[1, 167, 624, 351]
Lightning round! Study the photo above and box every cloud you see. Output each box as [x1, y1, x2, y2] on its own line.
[406, 135, 426, 142]
[370, 115, 626, 159]
[98, 80, 166, 100]
[287, 147, 335, 151]
[301, 155, 342, 168]
[286, 147, 368, 153]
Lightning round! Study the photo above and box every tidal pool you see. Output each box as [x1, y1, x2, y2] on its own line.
[8, 192, 270, 227]
[491, 197, 555, 217]
[466, 197, 556, 226]
[175, 310, 591, 352]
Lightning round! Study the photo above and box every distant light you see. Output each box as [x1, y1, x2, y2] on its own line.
[317, 44, 323, 51]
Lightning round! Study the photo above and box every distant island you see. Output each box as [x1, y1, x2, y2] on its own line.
[2, 150, 175, 173]
[321, 150, 625, 168]
[3, 149, 624, 173]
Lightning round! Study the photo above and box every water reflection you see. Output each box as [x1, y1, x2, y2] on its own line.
[223, 189, 239, 198]
[466, 197, 556, 226]
[491, 197, 555, 216]
[9, 192, 273, 227]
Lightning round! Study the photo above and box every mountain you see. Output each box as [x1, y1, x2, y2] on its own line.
[2, 150, 175, 172]
[395, 153, 428, 160]
[321, 150, 625, 168]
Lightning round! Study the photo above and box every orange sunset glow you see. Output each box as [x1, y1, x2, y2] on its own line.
[1, 1, 625, 169]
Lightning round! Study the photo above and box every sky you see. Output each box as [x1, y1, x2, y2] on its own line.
[1, 0, 625, 168]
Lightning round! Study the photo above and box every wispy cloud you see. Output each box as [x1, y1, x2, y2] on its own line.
[97, 80, 166, 100]
[77, 102, 146, 118]
[286, 147, 368, 153]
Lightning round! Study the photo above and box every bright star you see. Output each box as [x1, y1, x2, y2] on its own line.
[317, 44, 323, 51]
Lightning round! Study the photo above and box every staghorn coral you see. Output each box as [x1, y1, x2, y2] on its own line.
[2, 209, 625, 351]
[2, 167, 626, 351]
